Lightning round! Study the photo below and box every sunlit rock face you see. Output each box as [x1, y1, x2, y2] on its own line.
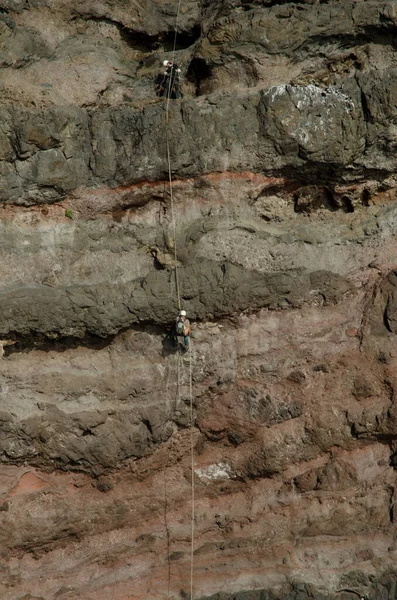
[2, 1, 397, 599]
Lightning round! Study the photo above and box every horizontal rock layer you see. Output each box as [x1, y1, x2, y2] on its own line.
[0, 1, 397, 204]
[1, 285, 397, 599]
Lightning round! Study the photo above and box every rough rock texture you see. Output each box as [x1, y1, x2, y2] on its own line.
[2, 0, 397, 599]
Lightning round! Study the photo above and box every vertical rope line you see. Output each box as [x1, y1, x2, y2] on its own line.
[164, 472, 171, 600]
[164, 3, 195, 598]
[166, 0, 182, 120]
[189, 343, 195, 600]
[165, 128, 181, 310]
[165, 0, 183, 311]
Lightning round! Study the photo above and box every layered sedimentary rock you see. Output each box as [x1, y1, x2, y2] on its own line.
[1, 1, 397, 599]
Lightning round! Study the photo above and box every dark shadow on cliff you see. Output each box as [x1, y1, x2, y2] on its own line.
[121, 25, 202, 52]
[296, 29, 397, 61]
[73, 14, 201, 52]
[5, 331, 116, 356]
[186, 57, 212, 96]
[5, 321, 178, 357]
[161, 329, 179, 357]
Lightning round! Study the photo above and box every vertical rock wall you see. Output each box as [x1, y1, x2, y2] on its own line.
[1, 1, 397, 599]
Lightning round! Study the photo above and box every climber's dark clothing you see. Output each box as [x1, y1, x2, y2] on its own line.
[159, 64, 183, 99]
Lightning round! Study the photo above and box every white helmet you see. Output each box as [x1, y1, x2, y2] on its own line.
[180, 310, 187, 316]
[163, 60, 170, 66]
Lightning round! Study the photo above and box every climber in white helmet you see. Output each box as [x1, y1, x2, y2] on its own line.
[158, 59, 183, 99]
[175, 309, 191, 350]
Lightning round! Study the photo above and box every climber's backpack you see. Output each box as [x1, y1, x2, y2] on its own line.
[176, 320, 185, 335]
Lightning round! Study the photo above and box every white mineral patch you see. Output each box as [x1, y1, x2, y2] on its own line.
[267, 83, 354, 113]
[195, 462, 232, 480]
[268, 84, 287, 103]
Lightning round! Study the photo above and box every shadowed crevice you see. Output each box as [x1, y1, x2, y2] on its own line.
[75, 14, 201, 52]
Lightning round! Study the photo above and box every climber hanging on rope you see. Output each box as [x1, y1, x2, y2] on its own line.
[175, 309, 191, 351]
[158, 60, 183, 99]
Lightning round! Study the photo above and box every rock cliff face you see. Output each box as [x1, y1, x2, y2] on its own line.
[2, 1, 397, 599]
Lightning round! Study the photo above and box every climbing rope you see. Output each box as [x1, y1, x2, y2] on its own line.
[165, 127, 181, 310]
[165, 0, 183, 311]
[189, 344, 195, 600]
[177, 343, 195, 600]
[164, 2, 195, 598]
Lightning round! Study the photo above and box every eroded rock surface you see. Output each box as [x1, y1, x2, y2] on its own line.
[2, 296, 397, 599]
[1, 1, 397, 599]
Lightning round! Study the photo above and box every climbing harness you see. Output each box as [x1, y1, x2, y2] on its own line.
[164, 2, 195, 598]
